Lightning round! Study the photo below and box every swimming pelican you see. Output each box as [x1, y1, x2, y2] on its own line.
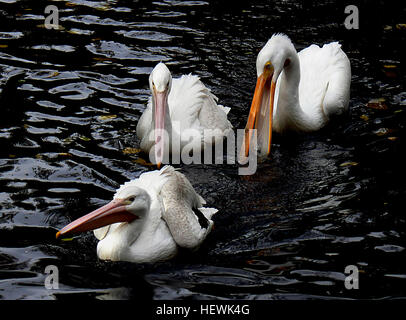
[243, 33, 351, 159]
[137, 62, 232, 167]
[56, 166, 218, 263]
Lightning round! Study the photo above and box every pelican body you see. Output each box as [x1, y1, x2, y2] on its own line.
[56, 166, 218, 263]
[137, 63, 232, 167]
[243, 33, 351, 159]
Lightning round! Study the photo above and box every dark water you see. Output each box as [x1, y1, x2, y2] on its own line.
[0, 0, 405, 300]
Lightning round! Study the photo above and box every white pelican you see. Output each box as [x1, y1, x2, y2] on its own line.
[136, 62, 232, 167]
[56, 166, 218, 263]
[243, 33, 351, 159]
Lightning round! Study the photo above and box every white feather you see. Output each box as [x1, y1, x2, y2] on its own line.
[272, 35, 351, 133]
[245, 34, 351, 160]
[137, 64, 233, 158]
[94, 166, 218, 263]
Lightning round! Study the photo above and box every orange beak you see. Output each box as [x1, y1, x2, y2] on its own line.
[56, 199, 137, 239]
[243, 68, 276, 157]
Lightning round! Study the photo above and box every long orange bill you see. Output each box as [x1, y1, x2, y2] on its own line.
[244, 71, 276, 157]
[267, 80, 276, 155]
[56, 199, 137, 239]
[244, 74, 267, 157]
[154, 89, 168, 169]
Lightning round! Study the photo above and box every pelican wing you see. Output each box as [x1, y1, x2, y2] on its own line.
[169, 75, 232, 138]
[158, 166, 217, 249]
[136, 70, 232, 155]
[298, 42, 351, 121]
[136, 100, 154, 152]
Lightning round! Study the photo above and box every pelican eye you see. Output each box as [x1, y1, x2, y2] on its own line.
[263, 62, 274, 76]
[264, 61, 273, 70]
[127, 196, 136, 202]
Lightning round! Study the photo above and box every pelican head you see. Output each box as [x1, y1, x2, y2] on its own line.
[114, 184, 151, 216]
[149, 62, 173, 168]
[244, 33, 295, 157]
[56, 183, 151, 239]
